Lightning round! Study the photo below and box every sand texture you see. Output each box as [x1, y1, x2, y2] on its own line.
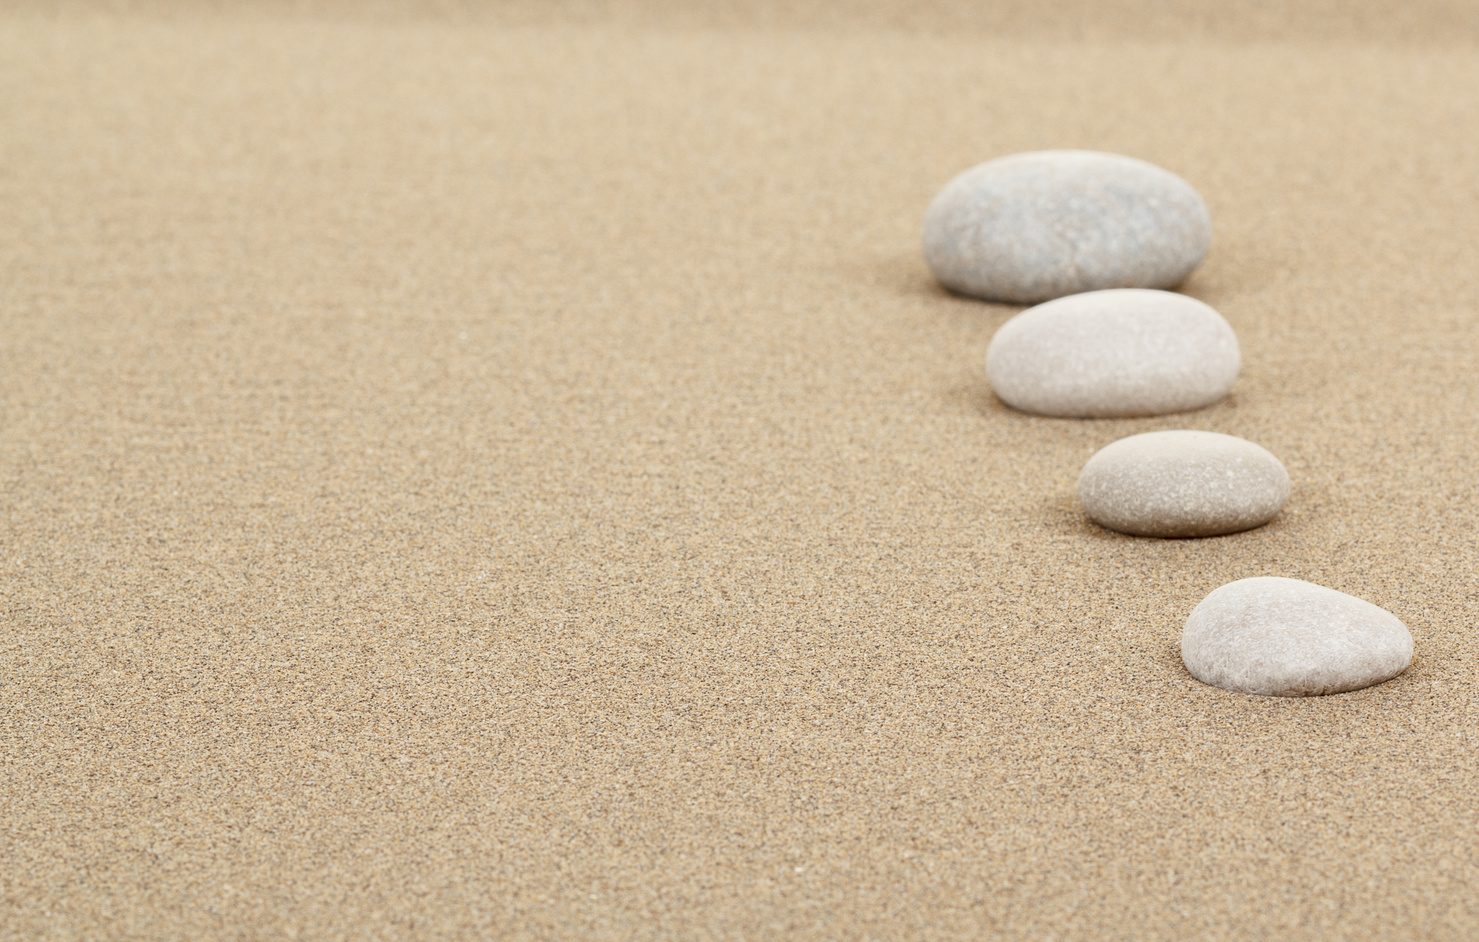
[3, 2, 1478, 939]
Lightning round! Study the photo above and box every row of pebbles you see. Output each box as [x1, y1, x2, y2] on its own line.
[922, 150, 1413, 698]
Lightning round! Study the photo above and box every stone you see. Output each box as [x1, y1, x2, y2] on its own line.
[922, 150, 1213, 304]
[1182, 577, 1414, 697]
[1078, 430, 1289, 538]
[985, 288, 1239, 417]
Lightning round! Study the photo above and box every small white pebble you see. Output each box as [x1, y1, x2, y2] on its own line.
[987, 289, 1240, 418]
[1078, 430, 1289, 537]
[923, 150, 1212, 304]
[1182, 577, 1414, 696]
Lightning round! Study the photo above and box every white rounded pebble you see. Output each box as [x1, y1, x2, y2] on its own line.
[1078, 431, 1289, 538]
[922, 150, 1212, 304]
[985, 288, 1240, 418]
[1182, 577, 1414, 697]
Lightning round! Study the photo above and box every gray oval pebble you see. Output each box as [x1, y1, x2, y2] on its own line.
[1078, 431, 1289, 538]
[1182, 577, 1414, 697]
[986, 288, 1240, 418]
[922, 150, 1212, 304]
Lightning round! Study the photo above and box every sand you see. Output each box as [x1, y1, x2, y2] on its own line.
[2, 2, 1477, 939]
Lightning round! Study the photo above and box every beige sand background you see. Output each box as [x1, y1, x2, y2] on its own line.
[2, 2, 1478, 938]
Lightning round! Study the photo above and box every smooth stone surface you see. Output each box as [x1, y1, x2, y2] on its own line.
[1182, 577, 1414, 697]
[922, 150, 1212, 304]
[986, 288, 1240, 418]
[1078, 431, 1289, 538]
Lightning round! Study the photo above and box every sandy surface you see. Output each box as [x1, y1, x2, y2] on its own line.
[2, 2, 1477, 939]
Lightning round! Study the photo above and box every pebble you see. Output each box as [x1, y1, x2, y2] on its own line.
[1182, 577, 1414, 697]
[922, 150, 1212, 304]
[1078, 431, 1289, 538]
[985, 288, 1240, 417]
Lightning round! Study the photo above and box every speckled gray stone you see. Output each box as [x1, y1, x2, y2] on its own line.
[1078, 431, 1289, 538]
[1182, 577, 1414, 697]
[985, 289, 1239, 418]
[922, 150, 1212, 304]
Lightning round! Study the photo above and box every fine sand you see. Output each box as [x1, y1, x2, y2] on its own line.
[3, 2, 1478, 939]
